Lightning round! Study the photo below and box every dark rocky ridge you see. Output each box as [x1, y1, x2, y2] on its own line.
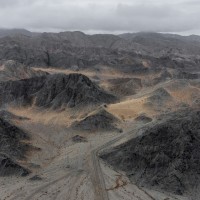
[72, 135, 87, 143]
[134, 114, 152, 124]
[0, 60, 48, 82]
[0, 110, 30, 121]
[0, 117, 30, 159]
[0, 28, 38, 38]
[146, 88, 173, 107]
[72, 109, 119, 132]
[105, 78, 142, 96]
[0, 117, 31, 176]
[101, 109, 200, 196]
[0, 31, 199, 74]
[119, 32, 200, 56]
[0, 73, 116, 109]
[0, 154, 30, 176]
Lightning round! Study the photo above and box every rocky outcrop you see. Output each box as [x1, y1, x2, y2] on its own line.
[0, 60, 48, 82]
[0, 117, 30, 159]
[106, 78, 142, 96]
[34, 74, 116, 109]
[72, 109, 119, 132]
[0, 117, 31, 176]
[0, 154, 30, 176]
[0, 110, 29, 121]
[101, 109, 200, 195]
[146, 88, 173, 106]
[0, 73, 116, 109]
[72, 135, 87, 143]
[0, 75, 46, 107]
[134, 114, 152, 123]
[0, 31, 199, 73]
[0, 28, 36, 38]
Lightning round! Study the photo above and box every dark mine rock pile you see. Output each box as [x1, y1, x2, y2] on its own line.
[101, 109, 200, 196]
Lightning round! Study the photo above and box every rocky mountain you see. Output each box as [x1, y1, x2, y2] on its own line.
[0, 60, 48, 82]
[105, 78, 142, 97]
[101, 109, 200, 196]
[0, 117, 30, 176]
[0, 117, 30, 159]
[146, 88, 173, 106]
[0, 30, 199, 73]
[72, 108, 120, 132]
[0, 73, 116, 109]
[0, 28, 34, 38]
[119, 32, 200, 56]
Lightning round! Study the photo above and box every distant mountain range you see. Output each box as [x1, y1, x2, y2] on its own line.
[0, 28, 40, 38]
[0, 28, 200, 72]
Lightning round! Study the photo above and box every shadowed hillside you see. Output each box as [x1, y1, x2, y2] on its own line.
[101, 109, 200, 196]
[0, 73, 116, 109]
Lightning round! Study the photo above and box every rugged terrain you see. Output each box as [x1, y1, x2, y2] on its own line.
[0, 116, 31, 176]
[101, 109, 200, 197]
[0, 29, 199, 200]
[0, 73, 116, 109]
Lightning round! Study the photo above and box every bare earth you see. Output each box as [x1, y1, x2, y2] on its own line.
[0, 68, 199, 200]
[0, 107, 190, 200]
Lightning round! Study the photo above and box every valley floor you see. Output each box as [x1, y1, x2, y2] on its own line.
[0, 67, 199, 200]
[0, 116, 188, 200]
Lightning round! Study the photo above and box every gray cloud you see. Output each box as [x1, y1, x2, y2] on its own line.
[0, 0, 199, 34]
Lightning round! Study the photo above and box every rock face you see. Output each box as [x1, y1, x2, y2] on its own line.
[0, 117, 30, 176]
[0, 75, 46, 107]
[106, 78, 142, 96]
[0, 60, 48, 82]
[0, 28, 35, 38]
[0, 31, 200, 73]
[119, 32, 200, 56]
[0, 110, 29, 121]
[0, 117, 30, 159]
[0, 154, 30, 176]
[134, 114, 152, 123]
[72, 109, 119, 132]
[72, 135, 87, 143]
[34, 74, 116, 109]
[101, 110, 200, 195]
[146, 88, 173, 106]
[0, 73, 116, 109]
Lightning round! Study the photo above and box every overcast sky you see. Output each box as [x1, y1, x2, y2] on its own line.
[0, 0, 199, 35]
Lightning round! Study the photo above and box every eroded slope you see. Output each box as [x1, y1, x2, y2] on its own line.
[101, 109, 200, 196]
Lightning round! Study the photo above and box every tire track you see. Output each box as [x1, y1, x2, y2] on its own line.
[91, 125, 157, 200]
[9, 170, 80, 200]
